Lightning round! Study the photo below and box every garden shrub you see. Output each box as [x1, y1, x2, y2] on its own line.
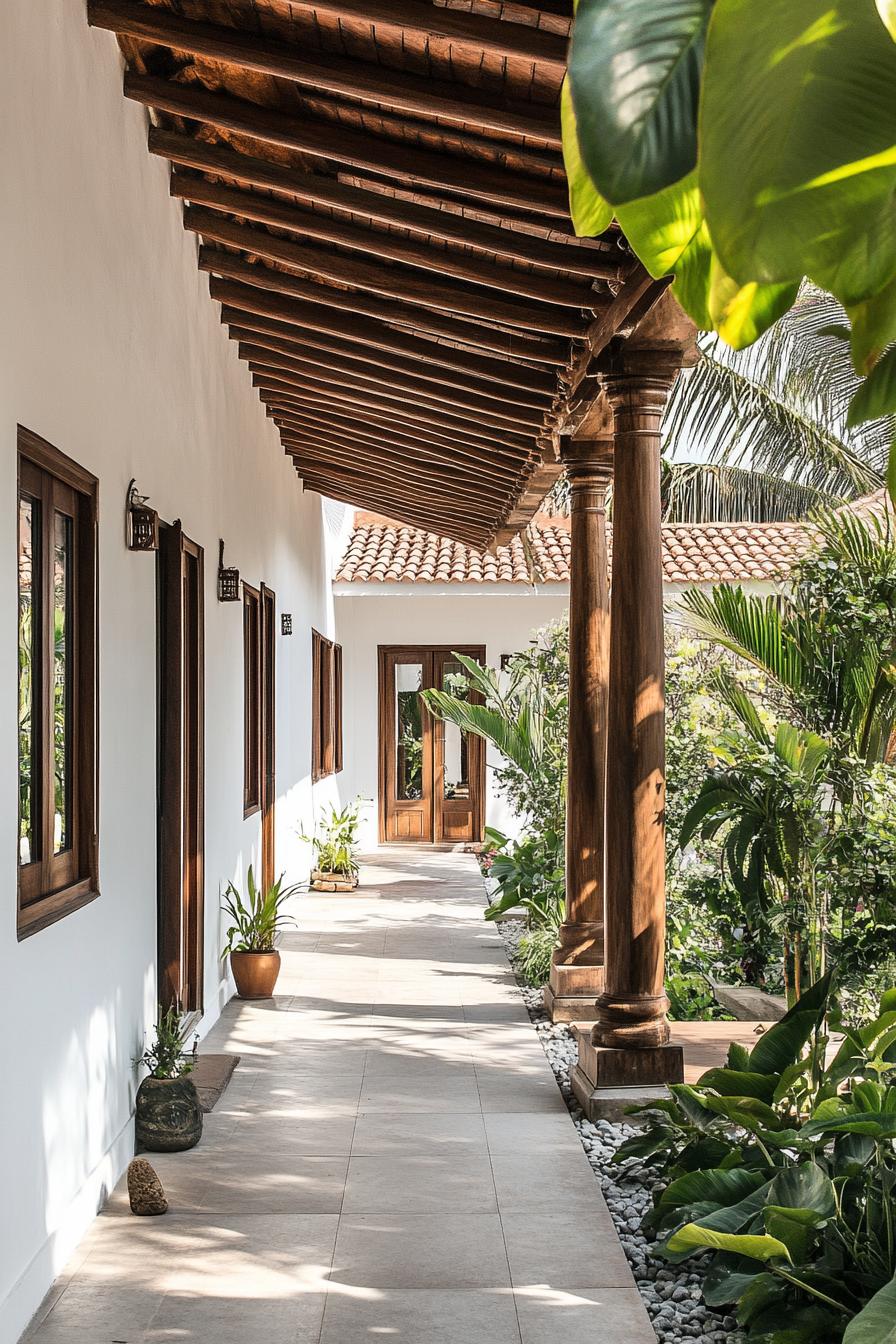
[618, 977, 896, 1344]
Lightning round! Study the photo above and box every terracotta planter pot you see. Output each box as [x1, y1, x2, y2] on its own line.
[135, 1075, 202, 1152]
[230, 949, 281, 999]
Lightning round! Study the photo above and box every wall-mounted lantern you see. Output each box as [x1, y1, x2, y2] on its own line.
[217, 539, 240, 602]
[281, 613, 293, 636]
[125, 479, 159, 552]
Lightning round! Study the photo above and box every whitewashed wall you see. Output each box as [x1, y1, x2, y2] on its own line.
[0, 6, 340, 1339]
[334, 586, 570, 847]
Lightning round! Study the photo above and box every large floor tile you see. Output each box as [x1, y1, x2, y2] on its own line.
[330, 1214, 512, 1288]
[319, 1288, 522, 1343]
[342, 1154, 497, 1213]
[514, 1285, 656, 1344]
[350, 1111, 488, 1157]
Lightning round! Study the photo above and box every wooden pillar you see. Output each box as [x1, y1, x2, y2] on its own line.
[570, 330, 692, 1109]
[544, 435, 612, 1022]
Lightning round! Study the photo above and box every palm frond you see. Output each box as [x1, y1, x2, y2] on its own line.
[662, 460, 839, 522]
[663, 285, 894, 500]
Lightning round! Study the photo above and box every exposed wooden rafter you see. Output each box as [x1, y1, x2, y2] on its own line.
[88, 0, 671, 546]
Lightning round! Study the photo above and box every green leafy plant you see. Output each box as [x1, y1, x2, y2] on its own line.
[563, 0, 896, 436]
[619, 976, 896, 1344]
[136, 1005, 198, 1080]
[304, 800, 361, 877]
[221, 865, 299, 955]
[482, 826, 565, 925]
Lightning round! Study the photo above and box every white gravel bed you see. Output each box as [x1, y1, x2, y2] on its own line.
[497, 915, 742, 1344]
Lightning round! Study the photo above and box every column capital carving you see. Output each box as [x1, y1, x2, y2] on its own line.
[559, 436, 614, 490]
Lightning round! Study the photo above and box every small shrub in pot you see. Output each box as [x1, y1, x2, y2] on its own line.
[222, 865, 299, 998]
[135, 1006, 202, 1153]
[305, 801, 362, 891]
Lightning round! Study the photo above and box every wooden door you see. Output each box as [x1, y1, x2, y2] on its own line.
[380, 649, 433, 842]
[157, 523, 204, 1016]
[432, 649, 485, 844]
[378, 646, 485, 845]
[260, 584, 276, 893]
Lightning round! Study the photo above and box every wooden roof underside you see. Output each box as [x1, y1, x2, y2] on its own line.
[90, 0, 663, 549]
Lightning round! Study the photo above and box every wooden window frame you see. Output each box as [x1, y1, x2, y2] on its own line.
[242, 583, 261, 816]
[17, 426, 98, 939]
[311, 630, 342, 782]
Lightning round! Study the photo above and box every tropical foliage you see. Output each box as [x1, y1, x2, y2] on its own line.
[137, 1005, 198, 1080]
[563, 0, 896, 440]
[677, 508, 896, 1002]
[304, 800, 362, 877]
[619, 975, 896, 1344]
[221, 866, 299, 955]
[662, 288, 896, 523]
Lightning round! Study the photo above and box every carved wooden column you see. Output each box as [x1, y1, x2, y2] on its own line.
[544, 435, 613, 1022]
[571, 319, 694, 1113]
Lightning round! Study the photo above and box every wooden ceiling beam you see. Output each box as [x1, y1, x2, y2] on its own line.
[89, 0, 562, 145]
[253, 375, 536, 454]
[200, 252, 569, 363]
[237, 342, 545, 430]
[296, 469, 490, 539]
[211, 282, 559, 390]
[258, 390, 536, 464]
[282, 435, 509, 507]
[124, 73, 569, 218]
[185, 210, 585, 336]
[271, 0, 569, 73]
[267, 406, 529, 478]
[269, 410, 525, 485]
[224, 315, 552, 412]
[173, 174, 596, 309]
[152, 132, 615, 280]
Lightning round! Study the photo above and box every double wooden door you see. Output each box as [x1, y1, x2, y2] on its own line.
[157, 523, 204, 1016]
[379, 646, 485, 845]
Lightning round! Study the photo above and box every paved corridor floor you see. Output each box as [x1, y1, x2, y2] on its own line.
[24, 851, 654, 1344]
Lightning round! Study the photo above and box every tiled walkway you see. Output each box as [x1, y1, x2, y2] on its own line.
[24, 851, 654, 1343]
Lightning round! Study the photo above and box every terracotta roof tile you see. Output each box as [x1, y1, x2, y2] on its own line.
[335, 512, 812, 586]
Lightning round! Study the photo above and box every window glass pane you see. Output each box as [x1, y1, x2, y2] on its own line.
[395, 662, 423, 800]
[441, 661, 471, 799]
[19, 495, 38, 866]
[53, 511, 72, 855]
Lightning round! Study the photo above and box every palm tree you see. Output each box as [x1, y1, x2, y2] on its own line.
[661, 287, 895, 523]
[678, 510, 896, 764]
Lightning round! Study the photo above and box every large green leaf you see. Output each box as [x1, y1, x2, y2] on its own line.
[697, 1068, 779, 1103]
[658, 1166, 768, 1214]
[707, 255, 800, 350]
[568, 0, 712, 206]
[843, 1272, 896, 1344]
[700, 0, 896, 306]
[847, 346, 896, 427]
[667, 1224, 792, 1262]
[748, 971, 832, 1075]
[615, 172, 712, 329]
[560, 76, 614, 237]
[768, 1163, 836, 1218]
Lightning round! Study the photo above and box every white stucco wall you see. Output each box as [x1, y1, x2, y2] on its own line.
[0, 7, 340, 1339]
[334, 587, 570, 847]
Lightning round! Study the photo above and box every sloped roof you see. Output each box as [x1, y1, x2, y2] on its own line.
[335, 512, 808, 586]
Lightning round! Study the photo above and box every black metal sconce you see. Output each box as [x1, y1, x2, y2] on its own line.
[281, 613, 293, 636]
[125, 479, 159, 552]
[217, 539, 240, 602]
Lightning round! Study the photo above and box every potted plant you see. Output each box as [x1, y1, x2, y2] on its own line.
[306, 801, 362, 891]
[221, 865, 299, 998]
[135, 1005, 202, 1153]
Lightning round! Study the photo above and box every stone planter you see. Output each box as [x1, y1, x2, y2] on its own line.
[310, 869, 359, 893]
[230, 949, 281, 999]
[135, 1075, 202, 1153]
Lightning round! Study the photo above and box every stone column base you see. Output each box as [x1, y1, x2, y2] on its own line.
[543, 960, 605, 1023]
[570, 1024, 684, 1121]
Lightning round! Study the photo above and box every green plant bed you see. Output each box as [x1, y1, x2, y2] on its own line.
[621, 975, 896, 1344]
